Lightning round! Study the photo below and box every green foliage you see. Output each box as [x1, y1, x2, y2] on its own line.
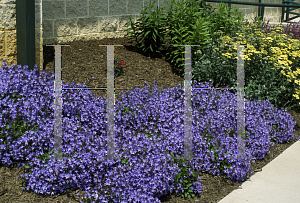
[201, 128, 233, 173]
[166, 152, 199, 199]
[123, 0, 250, 79]
[114, 59, 126, 77]
[162, 0, 213, 77]
[0, 118, 39, 145]
[208, 1, 248, 37]
[0, 92, 39, 145]
[191, 31, 238, 93]
[192, 17, 300, 112]
[0, 93, 83, 190]
[123, 1, 170, 58]
[18, 148, 80, 191]
[105, 59, 126, 77]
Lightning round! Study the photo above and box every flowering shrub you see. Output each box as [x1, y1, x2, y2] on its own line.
[104, 59, 126, 77]
[191, 17, 300, 112]
[0, 61, 298, 202]
[114, 59, 125, 77]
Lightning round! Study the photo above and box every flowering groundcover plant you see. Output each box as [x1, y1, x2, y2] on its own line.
[0, 61, 298, 202]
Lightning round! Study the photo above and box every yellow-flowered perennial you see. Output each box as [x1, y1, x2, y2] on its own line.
[219, 25, 300, 105]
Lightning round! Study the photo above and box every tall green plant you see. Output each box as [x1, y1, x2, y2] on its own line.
[184, 0, 216, 16]
[161, 0, 215, 77]
[123, 0, 249, 78]
[191, 1, 250, 70]
[209, 1, 248, 37]
[123, 1, 170, 58]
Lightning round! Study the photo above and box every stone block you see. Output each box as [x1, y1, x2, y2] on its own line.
[35, 46, 43, 71]
[265, 7, 279, 14]
[99, 16, 118, 32]
[42, 20, 54, 39]
[77, 17, 99, 35]
[66, 0, 88, 18]
[0, 1, 16, 4]
[6, 30, 16, 56]
[35, 28, 42, 47]
[35, 2, 42, 27]
[42, 0, 65, 20]
[109, 0, 128, 16]
[35, 28, 43, 70]
[127, 0, 145, 14]
[0, 31, 4, 57]
[245, 8, 254, 16]
[1, 55, 17, 68]
[89, 0, 108, 17]
[53, 18, 78, 37]
[0, 4, 16, 30]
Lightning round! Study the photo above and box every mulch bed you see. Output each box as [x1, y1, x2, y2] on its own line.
[1, 35, 300, 202]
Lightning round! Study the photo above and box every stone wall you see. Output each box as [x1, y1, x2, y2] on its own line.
[1, 0, 300, 72]
[0, 0, 43, 71]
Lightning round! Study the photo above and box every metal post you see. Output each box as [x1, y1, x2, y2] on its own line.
[258, 0, 263, 21]
[45, 44, 122, 162]
[170, 43, 248, 161]
[287, 0, 291, 21]
[282, 3, 286, 23]
[16, 0, 36, 71]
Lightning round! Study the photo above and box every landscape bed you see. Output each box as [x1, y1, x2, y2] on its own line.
[0, 61, 300, 202]
[2, 0, 300, 202]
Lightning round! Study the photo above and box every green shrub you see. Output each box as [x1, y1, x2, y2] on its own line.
[191, 31, 238, 91]
[124, 0, 249, 77]
[162, 0, 249, 77]
[192, 19, 300, 112]
[123, 1, 170, 58]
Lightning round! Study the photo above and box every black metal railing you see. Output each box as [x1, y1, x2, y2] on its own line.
[202, 0, 300, 23]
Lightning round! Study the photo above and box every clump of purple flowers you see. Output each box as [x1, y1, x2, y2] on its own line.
[0, 60, 298, 202]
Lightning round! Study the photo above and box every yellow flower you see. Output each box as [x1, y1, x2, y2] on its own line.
[293, 94, 300, 100]
[222, 53, 233, 59]
[244, 55, 251, 61]
[217, 26, 300, 103]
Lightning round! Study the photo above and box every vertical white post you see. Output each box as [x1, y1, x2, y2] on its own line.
[48, 45, 70, 160]
[48, 43, 248, 162]
[176, 43, 248, 161]
[183, 45, 197, 160]
[98, 45, 122, 160]
[232, 44, 247, 159]
[47, 44, 122, 161]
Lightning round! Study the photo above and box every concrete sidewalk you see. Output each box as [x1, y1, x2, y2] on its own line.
[218, 139, 300, 203]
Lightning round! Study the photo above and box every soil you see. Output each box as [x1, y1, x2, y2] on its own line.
[0, 35, 300, 203]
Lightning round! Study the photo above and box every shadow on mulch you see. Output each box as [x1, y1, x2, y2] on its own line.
[1, 35, 300, 203]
